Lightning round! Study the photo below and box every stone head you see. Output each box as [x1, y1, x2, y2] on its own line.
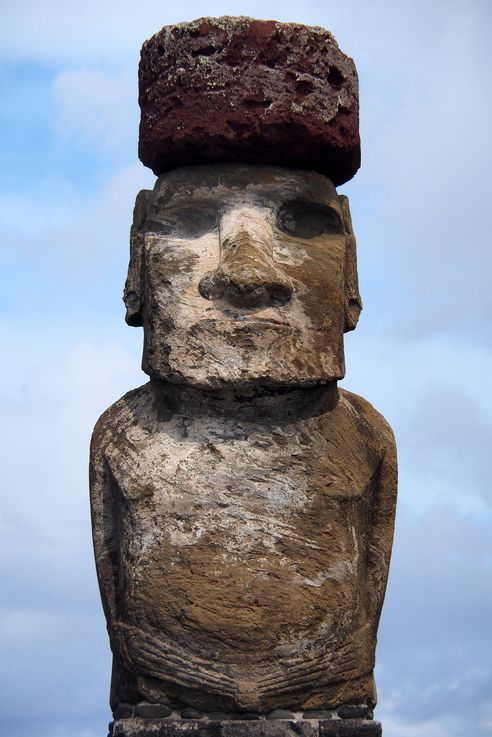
[124, 164, 362, 389]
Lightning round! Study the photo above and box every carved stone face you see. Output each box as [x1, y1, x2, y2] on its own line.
[125, 165, 361, 389]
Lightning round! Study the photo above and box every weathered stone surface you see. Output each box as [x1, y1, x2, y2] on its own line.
[91, 165, 397, 718]
[266, 710, 296, 719]
[111, 719, 319, 737]
[205, 715, 234, 722]
[111, 719, 381, 737]
[93, 376, 394, 715]
[123, 165, 363, 386]
[114, 705, 134, 719]
[337, 706, 371, 720]
[239, 714, 261, 720]
[181, 710, 205, 719]
[319, 720, 382, 736]
[303, 712, 334, 720]
[138, 17, 360, 185]
[135, 704, 172, 719]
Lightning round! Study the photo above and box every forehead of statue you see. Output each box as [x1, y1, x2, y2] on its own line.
[152, 164, 339, 210]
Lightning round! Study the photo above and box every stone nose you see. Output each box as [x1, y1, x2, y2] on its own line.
[198, 207, 293, 308]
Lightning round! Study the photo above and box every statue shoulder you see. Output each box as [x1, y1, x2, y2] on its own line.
[338, 388, 396, 453]
[90, 382, 152, 458]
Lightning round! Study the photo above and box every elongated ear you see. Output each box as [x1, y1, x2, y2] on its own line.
[339, 194, 362, 332]
[124, 189, 152, 327]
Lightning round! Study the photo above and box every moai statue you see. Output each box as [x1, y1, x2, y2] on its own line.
[90, 17, 397, 737]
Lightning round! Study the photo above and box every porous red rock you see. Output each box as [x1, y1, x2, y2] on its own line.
[138, 17, 360, 185]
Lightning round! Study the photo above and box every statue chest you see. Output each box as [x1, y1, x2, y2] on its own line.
[105, 412, 378, 652]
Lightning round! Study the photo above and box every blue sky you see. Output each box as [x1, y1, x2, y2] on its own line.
[1, 1, 491, 736]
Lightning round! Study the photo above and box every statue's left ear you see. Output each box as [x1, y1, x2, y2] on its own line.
[339, 194, 362, 332]
[124, 189, 153, 327]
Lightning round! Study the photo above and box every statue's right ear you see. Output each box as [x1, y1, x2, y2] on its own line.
[124, 189, 153, 327]
[339, 194, 363, 332]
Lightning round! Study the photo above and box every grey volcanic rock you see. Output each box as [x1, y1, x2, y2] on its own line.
[114, 705, 134, 719]
[337, 706, 371, 720]
[122, 165, 363, 387]
[181, 710, 205, 719]
[135, 704, 172, 719]
[110, 720, 381, 737]
[319, 721, 382, 736]
[266, 710, 296, 719]
[112, 719, 319, 737]
[91, 165, 397, 717]
[138, 17, 360, 185]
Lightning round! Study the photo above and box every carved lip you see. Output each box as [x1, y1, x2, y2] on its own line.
[219, 311, 290, 328]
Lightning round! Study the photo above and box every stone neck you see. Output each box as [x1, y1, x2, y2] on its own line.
[149, 378, 339, 423]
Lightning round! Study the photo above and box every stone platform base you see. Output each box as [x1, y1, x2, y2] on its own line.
[110, 718, 382, 737]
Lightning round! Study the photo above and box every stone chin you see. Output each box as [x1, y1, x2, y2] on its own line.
[142, 318, 346, 390]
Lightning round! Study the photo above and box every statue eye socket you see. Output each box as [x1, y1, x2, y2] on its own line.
[147, 205, 218, 238]
[276, 201, 342, 239]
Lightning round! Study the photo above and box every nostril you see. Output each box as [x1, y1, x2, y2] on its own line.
[228, 283, 270, 308]
[199, 268, 293, 308]
[198, 271, 224, 300]
[269, 281, 292, 305]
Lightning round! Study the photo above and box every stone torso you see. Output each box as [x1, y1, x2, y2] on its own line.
[91, 383, 395, 713]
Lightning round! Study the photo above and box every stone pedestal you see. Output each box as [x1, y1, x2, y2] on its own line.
[110, 718, 382, 737]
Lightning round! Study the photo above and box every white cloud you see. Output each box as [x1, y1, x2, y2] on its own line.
[344, 332, 492, 523]
[52, 67, 137, 152]
[378, 501, 492, 730]
[401, 381, 492, 513]
[479, 705, 492, 733]
[354, 4, 492, 341]
[0, 0, 325, 65]
[381, 717, 454, 737]
[0, 162, 153, 251]
[0, 339, 143, 731]
[1, 339, 142, 534]
[54, 162, 154, 274]
[0, 162, 155, 332]
[344, 334, 492, 425]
